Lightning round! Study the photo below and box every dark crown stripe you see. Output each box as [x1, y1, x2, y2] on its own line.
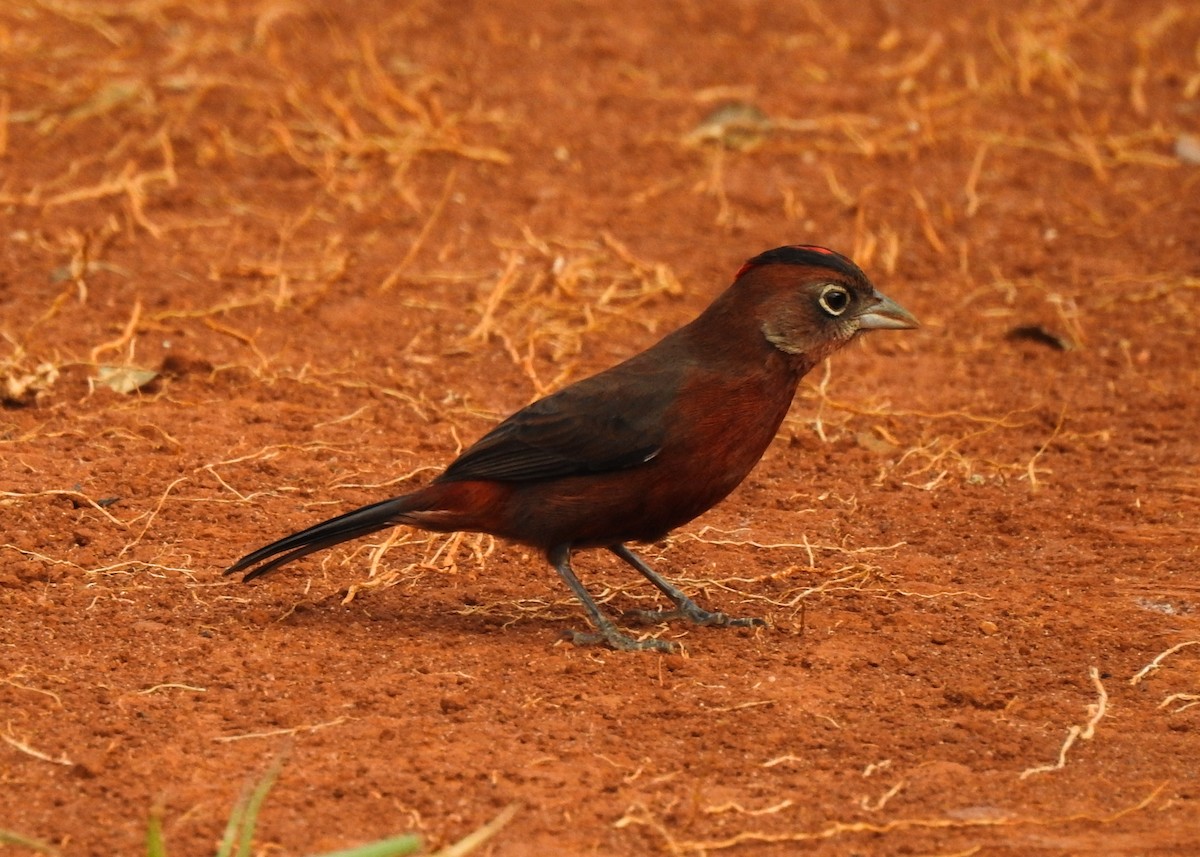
[735, 245, 862, 281]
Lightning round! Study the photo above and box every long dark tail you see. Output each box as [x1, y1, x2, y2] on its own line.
[225, 493, 426, 582]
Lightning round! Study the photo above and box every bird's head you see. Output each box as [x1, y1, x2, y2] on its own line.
[733, 245, 918, 364]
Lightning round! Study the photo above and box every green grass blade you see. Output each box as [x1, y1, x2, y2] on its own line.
[214, 785, 247, 857]
[145, 805, 167, 857]
[0, 829, 61, 855]
[215, 754, 286, 857]
[309, 833, 423, 857]
[236, 756, 285, 857]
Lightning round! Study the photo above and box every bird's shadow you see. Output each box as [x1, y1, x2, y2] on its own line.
[236, 582, 595, 649]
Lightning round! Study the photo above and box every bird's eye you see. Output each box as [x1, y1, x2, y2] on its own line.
[818, 285, 850, 316]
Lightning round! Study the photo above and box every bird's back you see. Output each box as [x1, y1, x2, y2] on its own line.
[424, 320, 801, 548]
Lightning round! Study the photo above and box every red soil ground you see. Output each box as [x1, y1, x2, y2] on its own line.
[3, 1, 1199, 854]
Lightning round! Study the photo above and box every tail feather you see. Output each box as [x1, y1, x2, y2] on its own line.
[226, 494, 422, 581]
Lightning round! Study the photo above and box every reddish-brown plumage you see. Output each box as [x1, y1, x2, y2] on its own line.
[227, 245, 918, 652]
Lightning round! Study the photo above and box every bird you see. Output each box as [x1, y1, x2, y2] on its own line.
[226, 245, 918, 653]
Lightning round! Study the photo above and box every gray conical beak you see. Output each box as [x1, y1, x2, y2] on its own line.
[857, 290, 919, 330]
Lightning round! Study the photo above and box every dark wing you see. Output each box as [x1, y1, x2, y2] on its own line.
[437, 358, 682, 484]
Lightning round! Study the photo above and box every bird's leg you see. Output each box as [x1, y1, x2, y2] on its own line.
[609, 543, 766, 629]
[548, 545, 677, 654]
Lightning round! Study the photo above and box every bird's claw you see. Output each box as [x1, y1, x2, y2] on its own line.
[564, 627, 679, 654]
[624, 606, 766, 629]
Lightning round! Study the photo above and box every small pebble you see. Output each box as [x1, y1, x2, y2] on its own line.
[1176, 133, 1200, 165]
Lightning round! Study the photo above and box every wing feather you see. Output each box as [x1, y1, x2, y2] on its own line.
[437, 361, 679, 484]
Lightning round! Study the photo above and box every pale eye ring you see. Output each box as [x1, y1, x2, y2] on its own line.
[818, 284, 850, 316]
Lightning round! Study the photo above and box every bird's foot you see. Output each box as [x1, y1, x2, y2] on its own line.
[625, 604, 766, 629]
[564, 623, 679, 654]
